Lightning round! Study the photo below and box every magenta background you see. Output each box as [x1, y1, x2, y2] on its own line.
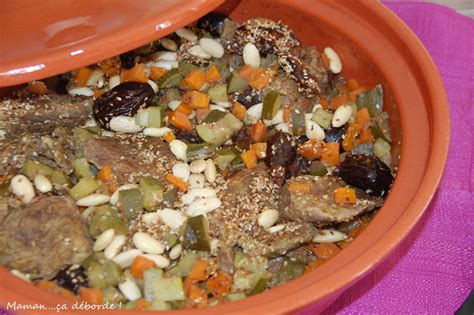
[316, 2, 473, 314]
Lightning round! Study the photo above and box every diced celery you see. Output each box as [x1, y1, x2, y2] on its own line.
[374, 137, 392, 166]
[139, 176, 163, 211]
[73, 158, 93, 179]
[207, 84, 228, 103]
[135, 108, 149, 127]
[356, 84, 383, 116]
[69, 177, 99, 200]
[312, 108, 333, 129]
[151, 277, 185, 301]
[144, 268, 163, 301]
[22, 160, 54, 180]
[118, 188, 143, 219]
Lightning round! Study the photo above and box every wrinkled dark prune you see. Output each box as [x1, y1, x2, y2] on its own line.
[232, 126, 252, 150]
[93, 82, 154, 129]
[338, 154, 394, 196]
[55, 264, 88, 295]
[285, 155, 310, 179]
[230, 89, 262, 109]
[197, 13, 227, 37]
[119, 51, 138, 69]
[324, 125, 347, 148]
[169, 126, 203, 144]
[265, 131, 297, 169]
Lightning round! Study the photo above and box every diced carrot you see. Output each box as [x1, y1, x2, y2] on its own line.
[207, 271, 233, 297]
[249, 71, 271, 89]
[135, 298, 151, 310]
[184, 276, 195, 296]
[298, 139, 324, 160]
[304, 259, 324, 274]
[150, 66, 167, 81]
[97, 165, 113, 182]
[188, 283, 208, 307]
[238, 64, 254, 79]
[37, 280, 56, 290]
[188, 259, 209, 281]
[122, 63, 148, 83]
[311, 243, 341, 260]
[108, 182, 118, 194]
[338, 85, 349, 95]
[342, 123, 362, 152]
[321, 142, 340, 166]
[166, 174, 188, 191]
[283, 106, 291, 123]
[79, 287, 103, 305]
[320, 97, 328, 110]
[358, 126, 373, 144]
[231, 101, 246, 121]
[249, 121, 267, 142]
[334, 187, 357, 204]
[37, 280, 76, 300]
[356, 107, 371, 127]
[348, 86, 366, 103]
[184, 70, 207, 90]
[130, 256, 157, 279]
[288, 182, 311, 193]
[328, 95, 349, 110]
[168, 111, 193, 131]
[195, 108, 211, 123]
[241, 149, 258, 170]
[347, 79, 360, 92]
[164, 132, 176, 143]
[176, 103, 193, 116]
[27, 81, 48, 95]
[320, 53, 330, 69]
[206, 65, 221, 82]
[98, 58, 120, 76]
[179, 79, 193, 90]
[251, 142, 267, 159]
[93, 88, 106, 98]
[75, 67, 93, 87]
[182, 90, 210, 109]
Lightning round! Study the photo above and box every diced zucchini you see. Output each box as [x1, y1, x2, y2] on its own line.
[203, 109, 227, 123]
[247, 271, 272, 296]
[260, 53, 277, 68]
[209, 61, 228, 74]
[234, 251, 268, 273]
[118, 188, 143, 219]
[262, 91, 281, 120]
[163, 233, 178, 249]
[84, 126, 102, 136]
[227, 292, 247, 301]
[102, 260, 123, 287]
[356, 84, 383, 116]
[73, 158, 93, 179]
[230, 154, 245, 171]
[102, 286, 127, 305]
[186, 143, 216, 161]
[213, 147, 238, 170]
[147, 106, 163, 128]
[158, 68, 183, 88]
[167, 251, 200, 277]
[89, 205, 129, 237]
[135, 108, 149, 127]
[374, 137, 391, 166]
[148, 300, 172, 310]
[183, 215, 211, 251]
[178, 61, 198, 76]
[196, 113, 243, 146]
[81, 252, 106, 270]
[151, 277, 185, 301]
[228, 73, 248, 93]
[87, 259, 122, 289]
[144, 268, 163, 301]
[162, 191, 177, 206]
[207, 84, 228, 103]
[69, 177, 99, 200]
[309, 161, 328, 176]
[139, 176, 163, 211]
[371, 112, 392, 143]
[22, 160, 54, 180]
[291, 109, 305, 136]
[312, 108, 333, 129]
[51, 170, 71, 186]
[278, 257, 305, 284]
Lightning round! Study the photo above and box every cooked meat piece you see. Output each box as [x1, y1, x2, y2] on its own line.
[209, 166, 316, 257]
[280, 175, 383, 225]
[0, 93, 92, 144]
[289, 47, 331, 94]
[216, 245, 235, 275]
[0, 196, 93, 279]
[76, 132, 175, 183]
[264, 75, 314, 113]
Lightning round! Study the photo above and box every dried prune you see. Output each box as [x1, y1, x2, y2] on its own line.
[265, 131, 297, 169]
[169, 126, 203, 144]
[93, 82, 154, 129]
[338, 154, 394, 196]
[285, 155, 310, 179]
[324, 125, 347, 147]
[230, 89, 262, 109]
[119, 51, 138, 69]
[197, 13, 227, 37]
[232, 126, 252, 150]
[55, 264, 88, 295]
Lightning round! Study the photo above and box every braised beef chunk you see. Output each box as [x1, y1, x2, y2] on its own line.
[210, 166, 316, 257]
[0, 196, 93, 279]
[280, 175, 383, 225]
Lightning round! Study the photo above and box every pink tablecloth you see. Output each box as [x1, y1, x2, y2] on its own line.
[321, 2, 473, 314]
